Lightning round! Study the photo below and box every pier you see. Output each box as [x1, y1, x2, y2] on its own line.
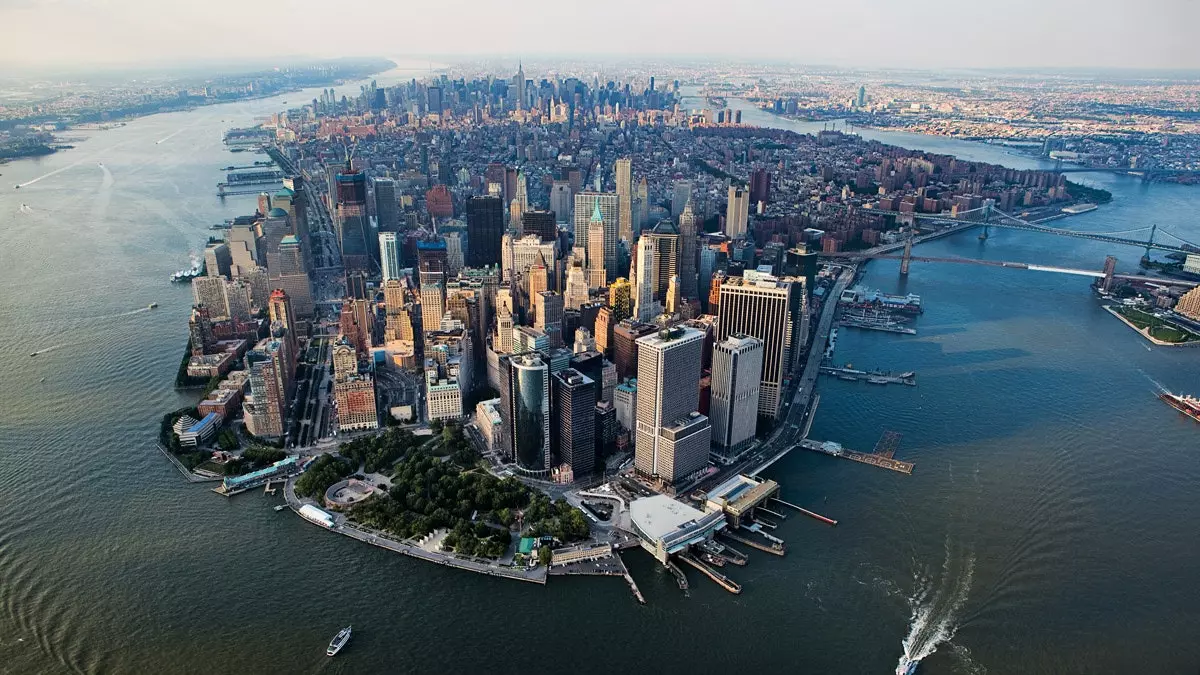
[797, 431, 914, 474]
[819, 366, 916, 386]
[678, 553, 742, 594]
[719, 530, 786, 556]
[770, 497, 839, 526]
[839, 320, 917, 335]
[666, 560, 690, 591]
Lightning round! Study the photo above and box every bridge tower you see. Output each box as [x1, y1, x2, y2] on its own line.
[900, 234, 913, 276]
[1101, 256, 1117, 293]
[1142, 224, 1157, 263]
[977, 199, 994, 240]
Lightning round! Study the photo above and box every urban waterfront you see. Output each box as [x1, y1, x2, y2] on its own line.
[1, 80, 1199, 675]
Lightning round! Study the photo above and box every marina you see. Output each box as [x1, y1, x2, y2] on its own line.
[820, 366, 917, 386]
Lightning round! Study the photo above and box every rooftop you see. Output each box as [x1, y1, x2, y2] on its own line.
[629, 495, 708, 541]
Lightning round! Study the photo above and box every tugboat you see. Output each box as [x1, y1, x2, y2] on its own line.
[327, 625, 352, 656]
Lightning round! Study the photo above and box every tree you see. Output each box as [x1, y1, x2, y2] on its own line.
[538, 546, 552, 567]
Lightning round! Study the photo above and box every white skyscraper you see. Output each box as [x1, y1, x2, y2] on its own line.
[615, 157, 633, 242]
[634, 326, 710, 486]
[710, 334, 764, 461]
[565, 263, 589, 310]
[379, 232, 401, 282]
[726, 185, 750, 239]
[574, 192, 618, 279]
[634, 235, 658, 322]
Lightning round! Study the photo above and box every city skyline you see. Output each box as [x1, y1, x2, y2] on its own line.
[1, 0, 1198, 71]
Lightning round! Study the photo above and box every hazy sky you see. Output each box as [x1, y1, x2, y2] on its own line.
[1, 0, 1197, 72]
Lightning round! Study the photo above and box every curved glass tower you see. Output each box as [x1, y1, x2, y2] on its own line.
[511, 355, 550, 473]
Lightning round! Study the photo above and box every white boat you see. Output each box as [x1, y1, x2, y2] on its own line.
[327, 625, 352, 656]
[896, 656, 919, 675]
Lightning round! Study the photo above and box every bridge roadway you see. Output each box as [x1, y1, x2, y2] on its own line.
[822, 252, 1198, 287]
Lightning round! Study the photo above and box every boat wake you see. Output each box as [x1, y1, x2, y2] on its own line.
[897, 538, 975, 673]
[156, 128, 186, 145]
[29, 344, 66, 357]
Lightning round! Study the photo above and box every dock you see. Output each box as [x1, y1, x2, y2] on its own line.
[666, 560, 690, 591]
[798, 431, 914, 474]
[840, 321, 917, 335]
[678, 553, 742, 594]
[769, 497, 838, 526]
[719, 530, 786, 556]
[819, 366, 916, 386]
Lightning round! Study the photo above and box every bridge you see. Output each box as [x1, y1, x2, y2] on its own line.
[1049, 162, 1200, 179]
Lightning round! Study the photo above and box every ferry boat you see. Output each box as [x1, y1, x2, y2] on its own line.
[1062, 203, 1098, 215]
[326, 626, 352, 656]
[1159, 391, 1200, 422]
[170, 258, 204, 283]
[896, 655, 919, 675]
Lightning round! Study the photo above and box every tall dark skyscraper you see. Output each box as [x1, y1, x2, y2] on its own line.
[466, 196, 503, 267]
[552, 368, 596, 479]
[750, 168, 771, 205]
[373, 177, 398, 233]
[521, 209, 557, 242]
[335, 169, 371, 273]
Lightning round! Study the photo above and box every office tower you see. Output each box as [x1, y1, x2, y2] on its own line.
[676, 202, 700, 299]
[188, 305, 215, 355]
[784, 246, 818, 298]
[750, 168, 771, 206]
[426, 185, 453, 219]
[549, 180, 572, 224]
[514, 61, 526, 111]
[225, 279, 253, 321]
[671, 180, 692, 220]
[612, 319, 657, 381]
[267, 289, 298, 377]
[710, 334, 763, 460]
[204, 242, 233, 280]
[526, 263, 549, 301]
[507, 234, 556, 286]
[332, 339, 378, 432]
[615, 157, 633, 242]
[726, 186, 750, 239]
[444, 231, 464, 277]
[533, 290, 564, 348]
[521, 210, 557, 241]
[666, 275, 681, 316]
[614, 379, 637, 431]
[334, 168, 371, 273]
[420, 276, 446, 338]
[379, 232, 401, 282]
[586, 204, 607, 288]
[466, 195, 503, 267]
[564, 263, 589, 310]
[192, 275, 229, 320]
[427, 85, 443, 116]
[417, 239, 449, 277]
[635, 177, 650, 232]
[716, 271, 803, 419]
[345, 270, 370, 300]
[857, 85, 866, 108]
[574, 192, 618, 280]
[595, 400, 617, 460]
[633, 235, 657, 322]
[608, 277, 633, 321]
[594, 307, 613, 357]
[500, 353, 550, 472]
[514, 170, 529, 216]
[573, 328, 596, 353]
[495, 303, 515, 353]
[273, 235, 315, 317]
[634, 327, 710, 486]
[244, 338, 289, 439]
[642, 221, 680, 300]
[374, 177, 398, 232]
[245, 266, 270, 310]
[553, 368, 596, 479]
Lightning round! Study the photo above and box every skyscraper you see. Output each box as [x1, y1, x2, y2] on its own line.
[500, 353, 550, 473]
[466, 195, 504, 267]
[549, 180, 572, 224]
[716, 271, 804, 419]
[607, 277, 633, 322]
[564, 263, 589, 311]
[634, 326, 710, 486]
[749, 168, 771, 206]
[192, 275, 229, 320]
[521, 210, 557, 241]
[726, 186, 750, 239]
[553, 368, 596, 480]
[615, 157, 633, 242]
[586, 200, 607, 288]
[332, 339, 378, 432]
[335, 169, 371, 273]
[379, 232, 401, 282]
[671, 180, 692, 220]
[374, 177, 398, 232]
[677, 202, 699, 299]
[633, 235, 658, 322]
[710, 334, 763, 461]
[574, 192, 618, 280]
[612, 319, 658, 381]
[533, 290, 564, 348]
[642, 221, 680, 301]
[514, 61, 526, 111]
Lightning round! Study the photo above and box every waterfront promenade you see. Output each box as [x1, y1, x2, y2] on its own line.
[282, 475, 548, 584]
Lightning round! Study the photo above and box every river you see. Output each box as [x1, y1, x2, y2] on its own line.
[0, 80, 1197, 675]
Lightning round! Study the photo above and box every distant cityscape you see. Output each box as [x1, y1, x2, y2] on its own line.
[156, 61, 1200, 607]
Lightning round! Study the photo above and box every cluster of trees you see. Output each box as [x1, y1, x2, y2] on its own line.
[429, 419, 479, 466]
[295, 454, 353, 499]
[338, 427, 422, 474]
[221, 446, 287, 476]
[216, 429, 240, 452]
[173, 345, 209, 389]
[524, 494, 590, 544]
[441, 520, 511, 559]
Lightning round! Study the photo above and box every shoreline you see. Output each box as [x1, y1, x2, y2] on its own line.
[1101, 305, 1200, 347]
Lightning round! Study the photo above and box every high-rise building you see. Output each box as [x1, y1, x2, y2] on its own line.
[332, 339, 378, 432]
[634, 326, 710, 486]
[612, 319, 658, 381]
[642, 221, 680, 301]
[533, 290, 564, 348]
[710, 334, 763, 461]
[243, 338, 290, 439]
[749, 168, 771, 206]
[379, 232, 402, 282]
[671, 180, 692, 220]
[574, 192, 618, 280]
[553, 368, 596, 479]
[514, 61, 527, 111]
[716, 271, 804, 419]
[564, 263, 589, 310]
[192, 275, 229, 320]
[334, 169, 371, 273]
[677, 203, 699, 299]
[267, 289, 299, 378]
[500, 353, 550, 473]
[615, 157, 633, 242]
[608, 277, 633, 322]
[521, 209, 557, 241]
[549, 180, 572, 224]
[374, 177, 398, 232]
[726, 186, 750, 239]
[594, 307, 614, 357]
[204, 242, 233, 279]
[273, 235, 314, 317]
[633, 235, 658, 322]
[586, 202, 607, 288]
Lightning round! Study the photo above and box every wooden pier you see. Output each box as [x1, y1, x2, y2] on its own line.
[720, 530, 786, 556]
[798, 431, 914, 475]
[770, 497, 839, 526]
[678, 553, 742, 594]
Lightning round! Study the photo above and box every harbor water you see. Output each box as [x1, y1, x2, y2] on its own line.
[0, 81, 1198, 675]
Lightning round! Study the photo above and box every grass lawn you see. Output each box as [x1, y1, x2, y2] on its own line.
[1116, 307, 1199, 343]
